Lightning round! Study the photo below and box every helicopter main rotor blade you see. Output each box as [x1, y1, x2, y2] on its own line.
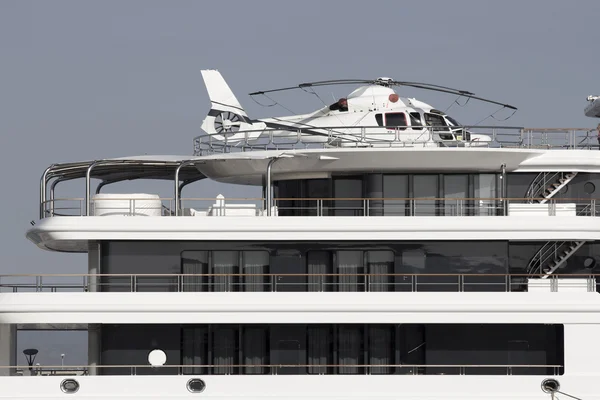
[391, 81, 517, 110]
[249, 77, 517, 111]
[298, 79, 376, 87]
[393, 81, 475, 96]
[249, 79, 375, 96]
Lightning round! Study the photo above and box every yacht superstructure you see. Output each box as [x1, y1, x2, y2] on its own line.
[1, 73, 600, 399]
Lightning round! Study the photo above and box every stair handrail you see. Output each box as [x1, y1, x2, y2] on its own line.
[527, 241, 568, 275]
[526, 172, 560, 202]
[527, 200, 592, 276]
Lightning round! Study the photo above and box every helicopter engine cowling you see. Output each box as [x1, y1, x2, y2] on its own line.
[346, 85, 403, 111]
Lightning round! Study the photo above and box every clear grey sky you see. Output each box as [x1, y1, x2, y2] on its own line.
[1, 0, 599, 366]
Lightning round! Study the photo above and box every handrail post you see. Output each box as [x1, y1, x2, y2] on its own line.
[40, 164, 54, 219]
[49, 177, 65, 217]
[500, 163, 507, 215]
[266, 157, 281, 216]
[86, 161, 101, 216]
[175, 160, 196, 216]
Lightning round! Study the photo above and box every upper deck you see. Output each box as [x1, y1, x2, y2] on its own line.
[26, 127, 600, 253]
[35, 127, 600, 221]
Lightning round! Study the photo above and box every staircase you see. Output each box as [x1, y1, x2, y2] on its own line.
[526, 172, 578, 204]
[527, 240, 586, 278]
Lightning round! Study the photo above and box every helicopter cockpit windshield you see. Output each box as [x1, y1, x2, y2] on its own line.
[444, 115, 471, 141]
[424, 112, 452, 140]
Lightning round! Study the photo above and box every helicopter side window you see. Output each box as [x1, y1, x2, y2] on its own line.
[409, 112, 423, 130]
[375, 113, 383, 127]
[385, 113, 407, 130]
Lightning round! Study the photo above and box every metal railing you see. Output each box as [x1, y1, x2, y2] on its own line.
[39, 197, 600, 218]
[2, 363, 564, 376]
[193, 125, 597, 155]
[525, 172, 577, 203]
[1, 273, 597, 293]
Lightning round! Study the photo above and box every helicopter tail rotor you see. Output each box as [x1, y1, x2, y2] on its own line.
[200, 69, 265, 141]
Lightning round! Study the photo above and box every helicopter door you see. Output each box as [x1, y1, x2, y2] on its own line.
[424, 113, 453, 141]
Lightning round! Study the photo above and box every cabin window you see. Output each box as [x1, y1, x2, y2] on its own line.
[366, 251, 395, 292]
[383, 174, 409, 216]
[175, 323, 565, 376]
[180, 250, 269, 292]
[409, 112, 423, 129]
[474, 174, 498, 216]
[443, 175, 469, 216]
[413, 175, 439, 216]
[375, 113, 383, 127]
[333, 177, 363, 216]
[336, 251, 365, 291]
[384, 112, 407, 130]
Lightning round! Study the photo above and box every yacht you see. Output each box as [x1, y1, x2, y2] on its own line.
[0, 71, 599, 400]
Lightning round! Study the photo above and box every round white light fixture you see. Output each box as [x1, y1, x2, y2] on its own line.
[148, 349, 167, 366]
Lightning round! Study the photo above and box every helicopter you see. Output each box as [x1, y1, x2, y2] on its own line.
[200, 70, 518, 148]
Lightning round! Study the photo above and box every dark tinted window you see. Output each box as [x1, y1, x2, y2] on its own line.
[375, 113, 383, 126]
[385, 113, 407, 130]
[176, 323, 565, 376]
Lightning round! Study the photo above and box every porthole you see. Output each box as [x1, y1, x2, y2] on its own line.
[541, 378, 560, 394]
[584, 182, 596, 194]
[187, 378, 206, 393]
[60, 379, 80, 394]
[584, 257, 597, 269]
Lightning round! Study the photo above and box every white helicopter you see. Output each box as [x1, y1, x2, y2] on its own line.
[200, 70, 517, 148]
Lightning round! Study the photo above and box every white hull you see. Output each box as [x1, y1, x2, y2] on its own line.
[0, 375, 596, 400]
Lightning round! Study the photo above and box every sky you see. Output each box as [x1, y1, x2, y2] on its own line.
[1, 0, 599, 367]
